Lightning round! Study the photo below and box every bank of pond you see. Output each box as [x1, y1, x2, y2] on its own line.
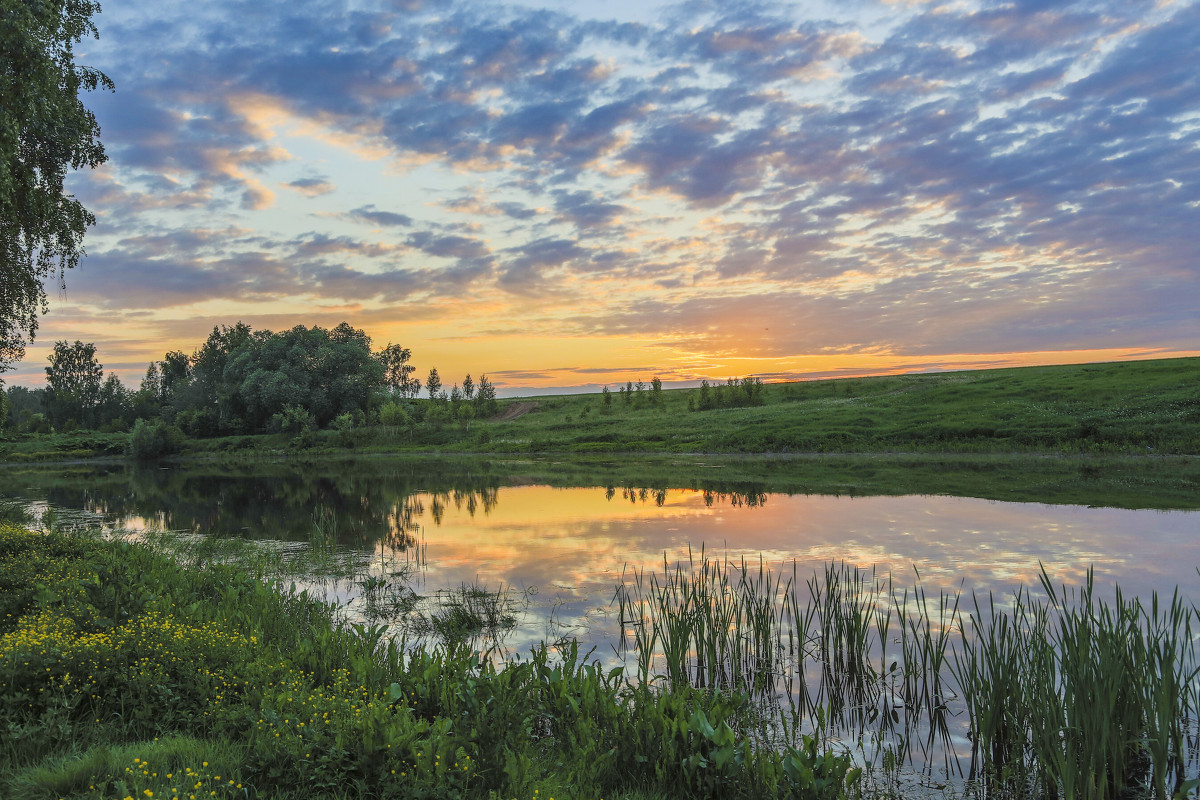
[3, 521, 1199, 799]
[5, 357, 1200, 464]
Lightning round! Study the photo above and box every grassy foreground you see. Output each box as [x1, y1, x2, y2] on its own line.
[0, 522, 859, 800]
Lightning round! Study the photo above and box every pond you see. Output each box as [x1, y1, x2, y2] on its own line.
[3, 454, 1199, 792]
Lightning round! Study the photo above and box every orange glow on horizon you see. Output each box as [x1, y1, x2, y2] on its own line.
[7, 309, 1198, 394]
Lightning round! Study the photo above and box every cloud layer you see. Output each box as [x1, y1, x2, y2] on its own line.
[17, 0, 1199, 388]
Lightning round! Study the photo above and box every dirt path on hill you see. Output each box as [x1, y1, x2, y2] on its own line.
[490, 400, 540, 422]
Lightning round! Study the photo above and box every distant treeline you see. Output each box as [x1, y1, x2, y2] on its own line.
[2, 322, 497, 441]
[600, 376, 765, 412]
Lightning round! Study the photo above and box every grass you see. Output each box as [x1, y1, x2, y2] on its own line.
[614, 555, 1200, 798]
[0, 522, 861, 800]
[4, 357, 1200, 463]
[470, 357, 1200, 456]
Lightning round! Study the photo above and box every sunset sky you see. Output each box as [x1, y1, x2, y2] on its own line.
[12, 0, 1200, 393]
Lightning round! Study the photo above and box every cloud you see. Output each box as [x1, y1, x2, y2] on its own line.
[27, 0, 1195, 388]
[348, 205, 414, 227]
[286, 176, 336, 196]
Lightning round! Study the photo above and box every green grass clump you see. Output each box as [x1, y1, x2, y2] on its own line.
[0, 523, 860, 799]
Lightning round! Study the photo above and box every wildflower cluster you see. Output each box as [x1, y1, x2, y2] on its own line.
[1, 601, 251, 731]
[85, 753, 245, 800]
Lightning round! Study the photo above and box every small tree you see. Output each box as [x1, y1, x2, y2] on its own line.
[462, 373, 474, 401]
[474, 374, 498, 417]
[127, 418, 185, 460]
[378, 343, 419, 397]
[456, 402, 475, 432]
[95, 372, 128, 430]
[270, 404, 315, 435]
[650, 376, 663, 406]
[379, 401, 412, 437]
[158, 350, 191, 406]
[425, 367, 442, 401]
[602, 385, 612, 410]
[425, 401, 451, 429]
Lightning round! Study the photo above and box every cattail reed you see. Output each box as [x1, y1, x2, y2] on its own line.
[616, 553, 1200, 797]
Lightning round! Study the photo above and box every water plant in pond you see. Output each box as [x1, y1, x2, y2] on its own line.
[953, 566, 1200, 799]
[615, 553, 1200, 797]
[615, 547, 785, 692]
[406, 581, 524, 651]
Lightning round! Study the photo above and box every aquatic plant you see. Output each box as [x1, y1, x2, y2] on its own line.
[616, 553, 1200, 797]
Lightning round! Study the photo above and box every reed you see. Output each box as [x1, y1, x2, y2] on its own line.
[617, 553, 1200, 797]
[615, 548, 790, 697]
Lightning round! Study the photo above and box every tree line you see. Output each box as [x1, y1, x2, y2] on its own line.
[2, 322, 498, 437]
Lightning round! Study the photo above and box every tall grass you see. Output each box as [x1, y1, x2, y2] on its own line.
[615, 546, 786, 693]
[615, 555, 1200, 797]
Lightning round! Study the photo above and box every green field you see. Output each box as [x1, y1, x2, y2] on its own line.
[465, 357, 1200, 456]
[2, 357, 1198, 463]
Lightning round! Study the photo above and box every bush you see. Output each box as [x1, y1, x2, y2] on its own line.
[379, 401, 412, 433]
[177, 408, 220, 438]
[270, 404, 316, 435]
[126, 419, 186, 460]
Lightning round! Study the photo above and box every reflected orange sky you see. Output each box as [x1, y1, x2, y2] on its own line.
[360, 485, 1200, 655]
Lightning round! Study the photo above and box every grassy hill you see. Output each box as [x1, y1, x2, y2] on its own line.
[2, 357, 1197, 463]
[475, 357, 1200, 455]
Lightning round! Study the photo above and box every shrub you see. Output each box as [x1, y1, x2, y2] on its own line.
[270, 404, 316, 435]
[126, 419, 186, 460]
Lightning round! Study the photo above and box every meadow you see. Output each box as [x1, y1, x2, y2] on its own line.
[3, 357, 1198, 463]
[461, 357, 1200, 457]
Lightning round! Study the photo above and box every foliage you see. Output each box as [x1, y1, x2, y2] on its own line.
[693, 377, 765, 411]
[126, 418, 185, 460]
[378, 343, 420, 398]
[425, 367, 442, 401]
[0, 524, 863, 800]
[44, 340, 103, 428]
[0, 0, 113, 365]
[270, 404, 316, 435]
[228, 323, 382, 431]
[473, 374, 497, 418]
[379, 401, 413, 435]
[190, 322, 253, 414]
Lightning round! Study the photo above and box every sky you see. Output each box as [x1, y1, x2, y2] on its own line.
[12, 0, 1200, 394]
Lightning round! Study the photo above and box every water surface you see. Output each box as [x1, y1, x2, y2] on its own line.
[3, 455, 1196, 651]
